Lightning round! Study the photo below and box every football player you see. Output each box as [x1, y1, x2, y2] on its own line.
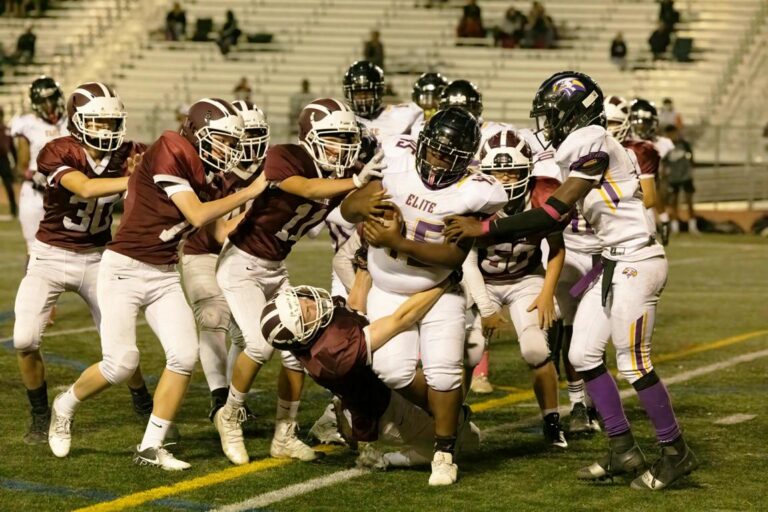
[629, 98, 676, 242]
[212, 98, 385, 466]
[259, 281, 479, 471]
[48, 98, 268, 470]
[343, 60, 422, 141]
[460, 128, 568, 447]
[11, 76, 69, 253]
[180, 100, 269, 421]
[409, 71, 450, 136]
[13, 82, 152, 445]
[341, 106, 507, 486]
[445, 71, 698, 490]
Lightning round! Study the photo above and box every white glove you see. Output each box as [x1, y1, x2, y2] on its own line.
[32, 170, 47, 189]
[352, 151, 386, 188]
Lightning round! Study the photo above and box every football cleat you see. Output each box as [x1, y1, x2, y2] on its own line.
[587, 406, 603, 432]
[543, 412, 568, 448]
[456, 405, 481, 457]
[133, 445, 191, 471]
[270, 421, 317, 461]
[214, 405, 249, 465]
[48, 396, 72, 458]
[24, 409, 50, 444]
[577, 431, 646, 480]
[136, 410, 181, 444]
[631, 436, 699, 490]
[469, 374, 494, 394]
[355, 442, 389, 471]
[429, 451, 458, 486]
[568, 402, 597, 435]
[659, 221, 671, 246]
[308, 402, 346, 445]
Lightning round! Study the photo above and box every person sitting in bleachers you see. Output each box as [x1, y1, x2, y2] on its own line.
[165, 2, 187, 41]
[217, 10, 241, 56]
[522, 2, 556, 49]
[14, 25, 35, 65]
[457, 0, 485, 42]
[494, 7, 527, 48]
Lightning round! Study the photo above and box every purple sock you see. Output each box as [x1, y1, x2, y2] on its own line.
[636, 380, 681, 444]
[585, 372, 631, 437]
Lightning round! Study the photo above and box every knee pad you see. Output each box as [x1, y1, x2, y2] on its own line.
[99, 347, 140, 385]
[567, 338, 604, 374]
[13, 326, 41, 353]
[423, 365, 462, 392]
[243, 335, 275, 366]
[166, 344, 199, 376]
[519, 327, 549, 367]
[373, 360, 416, 390]
[464, 321, 486, 368]
[280, 350, 304, 372]
[194, 297, 231, 332]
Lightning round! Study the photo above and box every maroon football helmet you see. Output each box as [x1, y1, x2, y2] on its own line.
[181, 98, 245, 173]
[67, 82, 126, 152]
[479, 127, 532, 213]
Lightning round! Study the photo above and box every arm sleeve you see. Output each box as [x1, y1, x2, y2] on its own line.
[37, 142, 78, 187]
[530, 177, 561, 208]
[150, 138, 194, 197]
[488, 196, 569, 240]
[333, 230, 363, 292]
[636, 143, 660, 179]
[461, 248, 497, 317]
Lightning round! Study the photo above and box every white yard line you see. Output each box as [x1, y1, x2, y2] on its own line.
[212, 348, 768, 512]
[1, 321, 149, 344]
[713, 414, 757, 425]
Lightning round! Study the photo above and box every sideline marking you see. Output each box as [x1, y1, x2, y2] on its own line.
[214, 347, 768, 511]
[713, 414, 757, 425]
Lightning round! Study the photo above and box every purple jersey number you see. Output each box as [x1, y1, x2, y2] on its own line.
[388, 219, 444, 267]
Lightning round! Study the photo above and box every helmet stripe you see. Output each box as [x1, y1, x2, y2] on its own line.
[199, 98, 235, 116]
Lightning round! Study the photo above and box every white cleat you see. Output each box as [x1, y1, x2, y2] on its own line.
[309, 402, 346, 445]
[48, 395, 72, 458]
[470, 375, 494, 394]
[429, 451, 458, 486]
[355, 442, 389, 471]
[133, 445, 191, 471]
[270, 421, 317, 461]
[214, 405, 249, 465]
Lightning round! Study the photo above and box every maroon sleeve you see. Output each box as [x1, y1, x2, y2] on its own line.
[263, 145, 304, 182]
[37, 139, 81, 188]
[148, 135, 195, 196]
[637, 142, 660, 177]
[530, 176, 561, 208]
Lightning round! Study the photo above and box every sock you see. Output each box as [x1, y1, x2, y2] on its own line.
[636, 380, 681, 444]
[434, 435, 457, 455]
[139, 414, 171, 451]
[584, 371, 631, 437]
[567, 379, 585, 406]
[542, 408, 559, 418]
[129, 383, 153, 414]
[54, 385, 81, 418]
[27, 381, 49, 415]
[276, 398, 300, 423]
[659, 211, 670, 223]
[472, 350, 490, 378]
[226, 386, 248, 408]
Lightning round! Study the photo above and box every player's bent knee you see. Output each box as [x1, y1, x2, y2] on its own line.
[373, 362, 415, 390]
[195, 299, 230, 332]
[244, 342, 274, 366]
[99, 348, 140, 385]
[423, 368, 462, 392]
[519, 328, 549, 367]
[13, 328, 41, 353]
[567, 344, 596, 373]
[166, 346, 199, 376]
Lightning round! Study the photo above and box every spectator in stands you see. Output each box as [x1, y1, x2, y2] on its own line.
[610, 32, 628, 70]
[664, 125, 698, 234]
[493, 7, 527, 48]
[233, 77, 252, 101]
[658, 0, 680, 32]
[457, 0, 485, 41]
[648, 21, 670, 60]
[0, 107, 17, 218]
[14, 25, 35, 64]
[659, 97, 683, 131]
[289, 79, 314, 136]
[165, 2, 187, 41]
[523, 1, 556, 49]
[216, 10, 241, 56]
[363, 30, 385, 70]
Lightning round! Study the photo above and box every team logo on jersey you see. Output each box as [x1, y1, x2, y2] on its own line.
[552, 78, 586, 98]
[622, 267, 638, 278]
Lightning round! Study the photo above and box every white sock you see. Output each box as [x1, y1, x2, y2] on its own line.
[659, 211, 670, 223]
[542, 408, 559, 418]
[567, 379, 585, 405]
[226, 343, 243, 383]
[139, 414, 171, 451]
[226, 386, 248, 408]
[199, 330, 228, 391]
[276, 398, 300, 423]
[54, 385, 81, 418]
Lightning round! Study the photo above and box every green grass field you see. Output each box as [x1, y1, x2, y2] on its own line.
[0, 218, 766, 512]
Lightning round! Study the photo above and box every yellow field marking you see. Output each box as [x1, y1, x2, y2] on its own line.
[75, 329, 768, 511]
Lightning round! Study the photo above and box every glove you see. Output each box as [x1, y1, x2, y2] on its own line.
[352, 151, 386, 188]
[31, 170, 47, 189]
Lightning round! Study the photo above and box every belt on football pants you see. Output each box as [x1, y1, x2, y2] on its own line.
[600, 257, 617, 307]
[568, 254, 603, 299]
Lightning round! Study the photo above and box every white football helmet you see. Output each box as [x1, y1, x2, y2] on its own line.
[479, 128, 532, 206]
[260, 286, 334, 350]
[182, 98, 245, 173]
[231, 99, 270, 175]
[605, 95, 631, 142]
[67, 82, 127, 152]
[298, 98, 361, 177]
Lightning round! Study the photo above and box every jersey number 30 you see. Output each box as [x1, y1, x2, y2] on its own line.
[64, 194, 120, 235]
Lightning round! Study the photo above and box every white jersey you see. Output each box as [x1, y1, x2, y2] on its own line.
[653, 136, 675, 161]
[369, 135, 507, 294]
[357, 103, 422, 143]
[555, 125, 665, 262]
[324, 205, 355, 253]
[10, 114, 69, 171]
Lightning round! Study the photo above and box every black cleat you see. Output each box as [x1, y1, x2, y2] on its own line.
[543, 412, 568, 448]
[577, 430, 646, 480]
[568, 402, 591, 435]
[631, 436, 699, 490]
[24, 409, 51, 444]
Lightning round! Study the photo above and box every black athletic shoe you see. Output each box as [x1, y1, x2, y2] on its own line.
[543, 412, 568, 448]
[577, 430, 646, 480]
[660, 221, 671, 246]
[24, 409, 51, 444]
[631, 436, 699, 490]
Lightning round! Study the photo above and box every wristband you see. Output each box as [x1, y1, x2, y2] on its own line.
[480, 218, 492, 235]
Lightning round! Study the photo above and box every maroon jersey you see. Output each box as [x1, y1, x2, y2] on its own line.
[623, 139, 660, 178]
[477, 177, 560, 283]
[292, 301, 391, 442]
[35, 135, 144, 251]
[183, 168, 259, 256]
[109, 131, 214, 265]
[229, 144, 352, 261]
